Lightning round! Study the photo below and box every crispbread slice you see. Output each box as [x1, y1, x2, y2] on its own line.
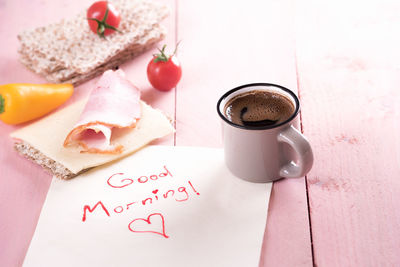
[44, 25, 165, 85]
[11, 99, 175, 179]
[18, 0, 169, 83]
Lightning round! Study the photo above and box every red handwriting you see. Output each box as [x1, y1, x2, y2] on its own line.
[188, 181, 200, 195]
[164, 190, 174, 199]
[128, 213, 169, 238]
[176, 187, 189, 202]
[114, 206, 124, 213]
[142, 198, 153, 205]
[107, 166, 173, 188]
[126, 201, 136, 209]
[82, 201, 110, 222]
[81, 180, 200, 222]
[107, 173, 132, 188]
[82, 164, 200, 239]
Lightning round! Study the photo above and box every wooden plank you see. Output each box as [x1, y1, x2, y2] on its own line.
[296, 0, 400, 265]
[0, 0, 176, 266]
[175, 0, 299, 147]
[176, 0, 313, 266]
[0, 2, 86, 266]
[121, 0, 176, 146]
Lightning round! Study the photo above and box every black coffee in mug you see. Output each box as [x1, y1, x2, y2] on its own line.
[224, 90, 295, 127]
[217, 83, 313, 182]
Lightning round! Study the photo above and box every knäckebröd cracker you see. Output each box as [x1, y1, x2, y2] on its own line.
[18, 0, 169, 85]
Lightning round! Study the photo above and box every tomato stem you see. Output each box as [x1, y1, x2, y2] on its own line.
[87, 6, 120, 38]
[153, 42, 181, 63]
[172, 40, 181, 56]
[153, 45, 169, 63]
[0, 95, 4, 114]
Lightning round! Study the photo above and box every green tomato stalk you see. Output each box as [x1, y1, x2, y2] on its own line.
[87, 7, 120, 38]
[153, 42, 180, 63]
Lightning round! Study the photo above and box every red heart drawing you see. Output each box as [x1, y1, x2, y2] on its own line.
[152, 189, 159, 194]
[128, 213, 169, 238]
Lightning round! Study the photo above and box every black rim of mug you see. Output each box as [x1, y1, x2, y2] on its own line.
[216, 83, 300, 130]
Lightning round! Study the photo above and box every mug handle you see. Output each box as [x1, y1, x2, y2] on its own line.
[278, 125, 313, 178]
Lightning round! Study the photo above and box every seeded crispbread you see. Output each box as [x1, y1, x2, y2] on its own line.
[45, 24, 166, 85]
[18, 0, 169, 86]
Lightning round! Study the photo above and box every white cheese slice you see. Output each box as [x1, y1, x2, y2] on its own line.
[10, 99, 174, 177]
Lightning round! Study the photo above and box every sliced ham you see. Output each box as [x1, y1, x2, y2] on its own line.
[64, 69, 141, 153]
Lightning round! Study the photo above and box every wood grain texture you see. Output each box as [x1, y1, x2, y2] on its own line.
[176, 1, 313, 266]
[0, 0, 176, 266]
[0, 0, 314, 266]
[175, 0, 299, 147]
[296, 0, 400, 266]
[0, 2, 91, 266]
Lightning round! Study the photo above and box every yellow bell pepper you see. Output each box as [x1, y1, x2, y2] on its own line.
[0, 83, 74, 125]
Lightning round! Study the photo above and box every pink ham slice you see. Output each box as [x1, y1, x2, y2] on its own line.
[64, 69, 141, 154]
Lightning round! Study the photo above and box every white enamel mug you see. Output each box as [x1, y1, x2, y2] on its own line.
[217, 83, 313, 183]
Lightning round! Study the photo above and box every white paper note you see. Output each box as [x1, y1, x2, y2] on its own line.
[23, 146, 271, 267]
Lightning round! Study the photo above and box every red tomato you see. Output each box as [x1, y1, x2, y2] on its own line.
[87, 1, 121, 37]
[147, 45, 182, 91]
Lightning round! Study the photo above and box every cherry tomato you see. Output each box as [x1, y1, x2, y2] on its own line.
[87, 1, 121, 37]
[147, 45, 182, 91]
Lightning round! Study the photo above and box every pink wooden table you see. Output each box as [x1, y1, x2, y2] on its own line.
[1, 0, 400, 266]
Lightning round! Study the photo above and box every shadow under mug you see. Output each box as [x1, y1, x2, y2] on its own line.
[217, 83, 313, 183]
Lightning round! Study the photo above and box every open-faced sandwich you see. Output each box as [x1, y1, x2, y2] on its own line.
[11, 69, 175, 179]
